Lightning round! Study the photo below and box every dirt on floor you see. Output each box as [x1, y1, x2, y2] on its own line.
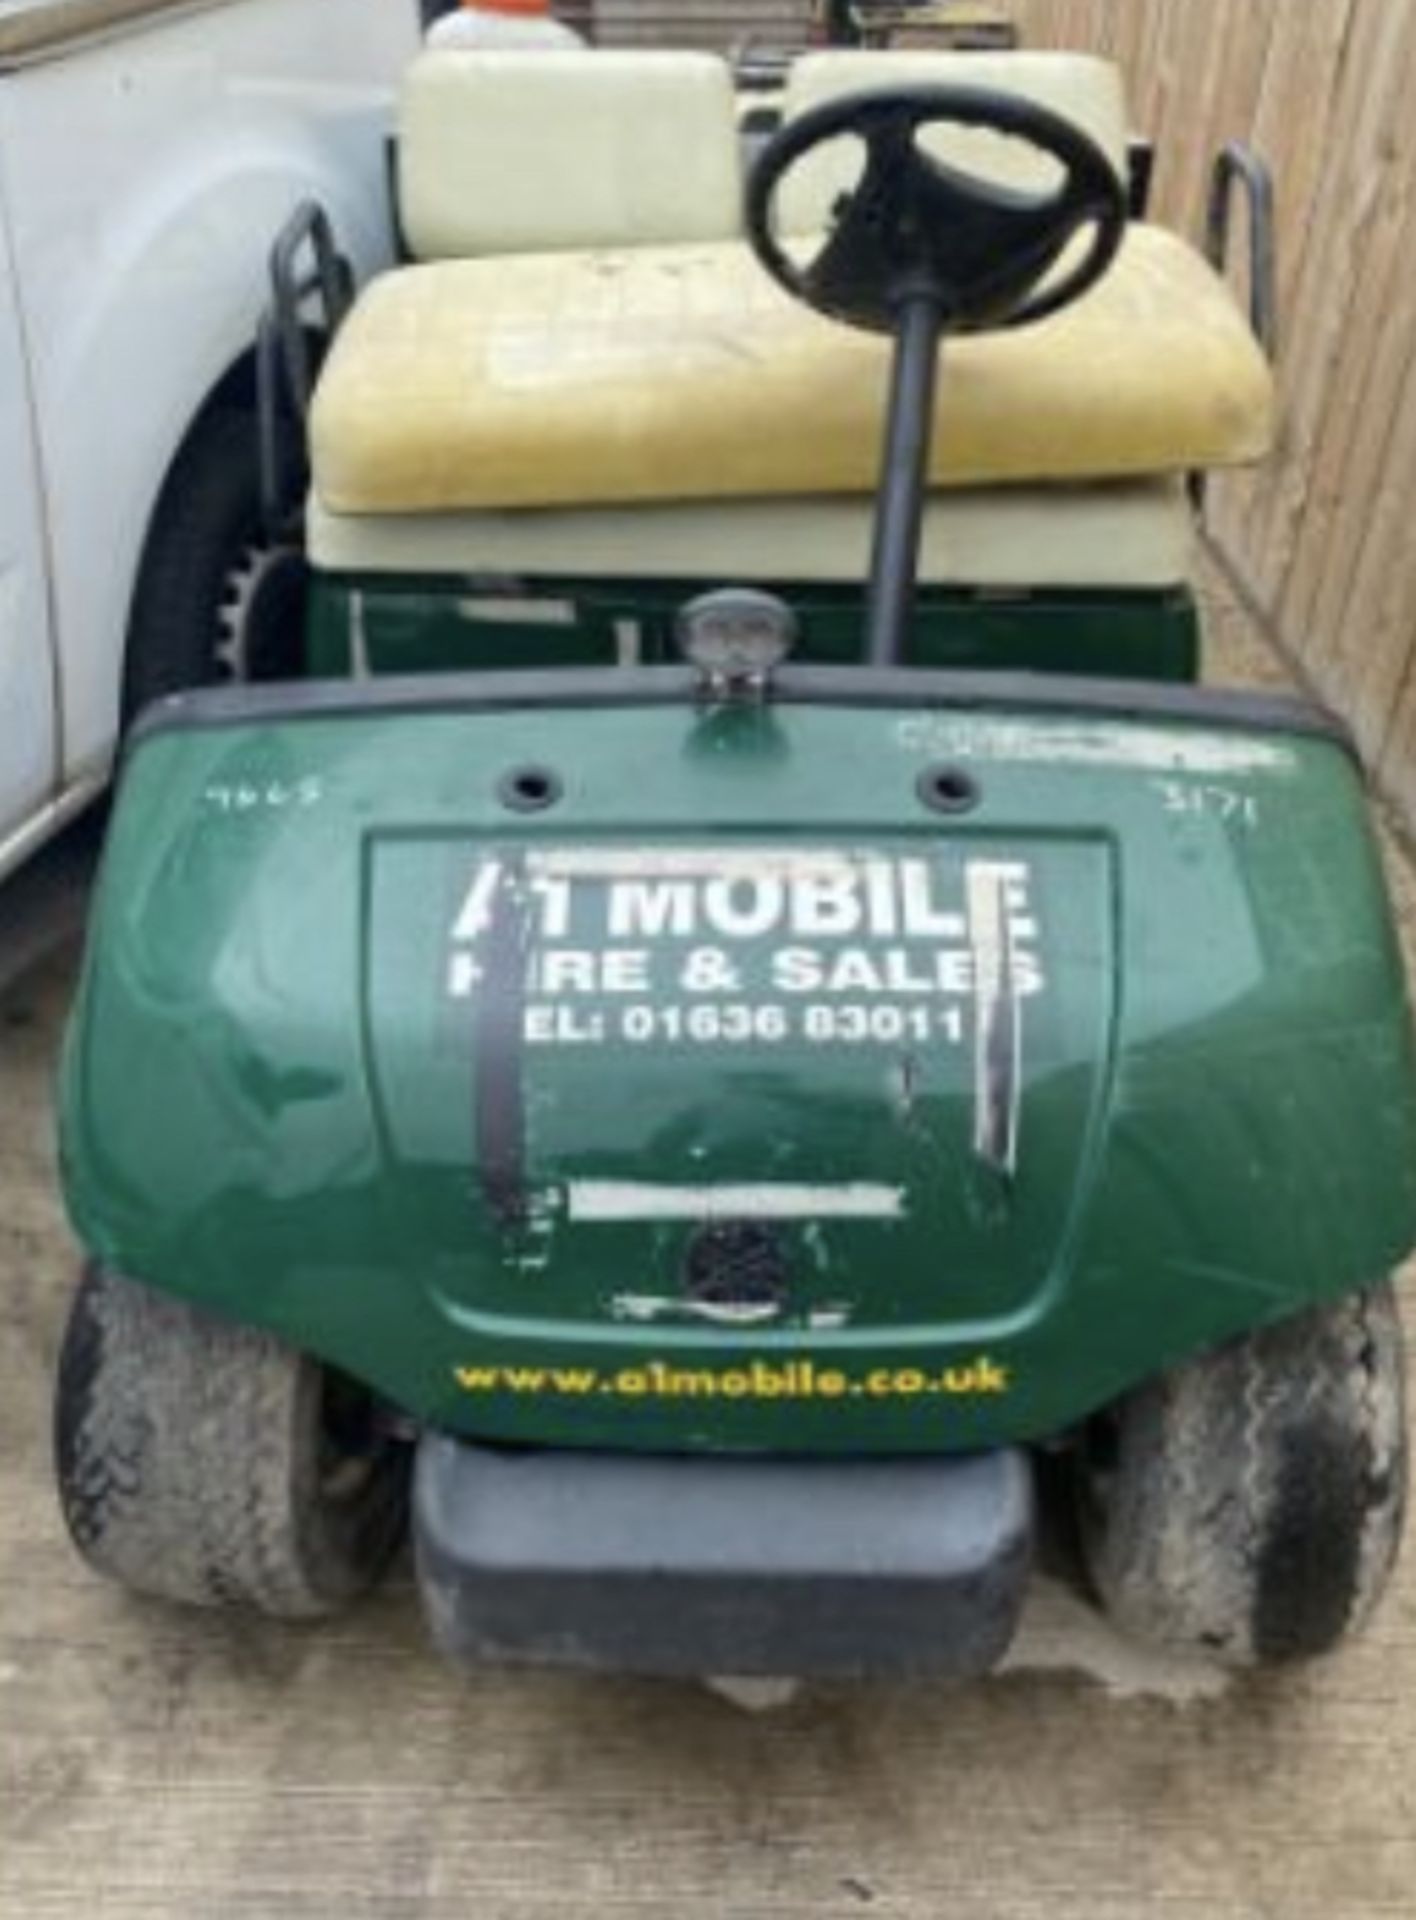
[2, 577, 1414, 1920]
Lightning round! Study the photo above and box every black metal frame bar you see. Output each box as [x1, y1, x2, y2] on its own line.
[1192, 143, 1276, 516]
[1127, 138, 1155, 220]
[256, 199, 355, 539]
[1206, 142, 1277, 359]
[867, 296, 945, 667]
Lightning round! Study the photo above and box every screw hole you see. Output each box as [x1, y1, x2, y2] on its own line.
[498, 765, 563, 813]
[917, 764, 980, 815]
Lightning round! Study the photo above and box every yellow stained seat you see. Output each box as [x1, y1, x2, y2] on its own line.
[310, 228, 1275, 520]
[310, 44, 1270, 591]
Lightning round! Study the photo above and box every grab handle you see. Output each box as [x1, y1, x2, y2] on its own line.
[1206, 143, 1277, 360]
[256, 200, 355, 538]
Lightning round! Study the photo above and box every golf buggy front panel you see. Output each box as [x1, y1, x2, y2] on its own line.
[62, 672, 1416, 1457]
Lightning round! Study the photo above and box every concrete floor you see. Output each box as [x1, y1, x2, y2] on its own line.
[3, 582, 1415, 1919]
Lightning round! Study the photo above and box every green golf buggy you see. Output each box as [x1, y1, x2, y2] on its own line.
[54, 42, 1416, 1677]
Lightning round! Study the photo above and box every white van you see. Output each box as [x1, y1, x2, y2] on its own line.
[0, 0, 421, 881]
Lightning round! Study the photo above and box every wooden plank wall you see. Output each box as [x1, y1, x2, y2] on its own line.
[1008, 0, 1416, 827]
[568, 4, 813, 46]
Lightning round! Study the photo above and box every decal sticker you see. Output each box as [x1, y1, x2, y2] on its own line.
[968, 862, 1023, 1178]
[444, 846, 1045, 1055]
[894, 715, 1297, 776]
[562, 1181, 907, 1223]
[451, 1355, 1014, 1402]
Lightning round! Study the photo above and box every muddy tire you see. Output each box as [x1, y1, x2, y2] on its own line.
[55, 1266, 408, 1618]
[121, 406, 306, 726]
[1074, 1283, 1408, 1665]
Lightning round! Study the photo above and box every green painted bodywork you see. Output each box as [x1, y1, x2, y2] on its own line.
[307, 575, 1201, 682]
[61, 683, 1416, 1454]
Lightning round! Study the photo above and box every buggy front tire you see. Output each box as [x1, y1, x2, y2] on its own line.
[1074, 1283, 1408, 1666]
[54, 1266, 409, 1618]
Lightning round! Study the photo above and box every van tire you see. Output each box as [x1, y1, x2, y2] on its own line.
[1074, 1283, 1407, 1665]
[121, 407, 306, 726]
[55, 1265, 408, 1618]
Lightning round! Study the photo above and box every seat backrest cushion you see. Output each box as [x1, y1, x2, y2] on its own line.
[779, 50, 1128, 233]
[399, 49, 744, 260]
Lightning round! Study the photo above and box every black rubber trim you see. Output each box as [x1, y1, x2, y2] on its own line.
[414, 1438, 1034, 1679]
[129, 665, 1357, 759]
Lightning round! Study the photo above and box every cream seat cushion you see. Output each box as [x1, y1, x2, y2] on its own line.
[311, 229, 1274, 517]
[778, 51, 1130, 232]
[307, 481, 1192, 591]
[399, 50, 743, 260]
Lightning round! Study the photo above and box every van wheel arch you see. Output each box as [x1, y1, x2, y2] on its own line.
[120, 347, 309, 727]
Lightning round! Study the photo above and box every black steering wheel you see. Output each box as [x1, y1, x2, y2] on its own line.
[746, 85, 1127, 334]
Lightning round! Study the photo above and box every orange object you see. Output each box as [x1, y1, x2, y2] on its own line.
[459, 0, 554, 13]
